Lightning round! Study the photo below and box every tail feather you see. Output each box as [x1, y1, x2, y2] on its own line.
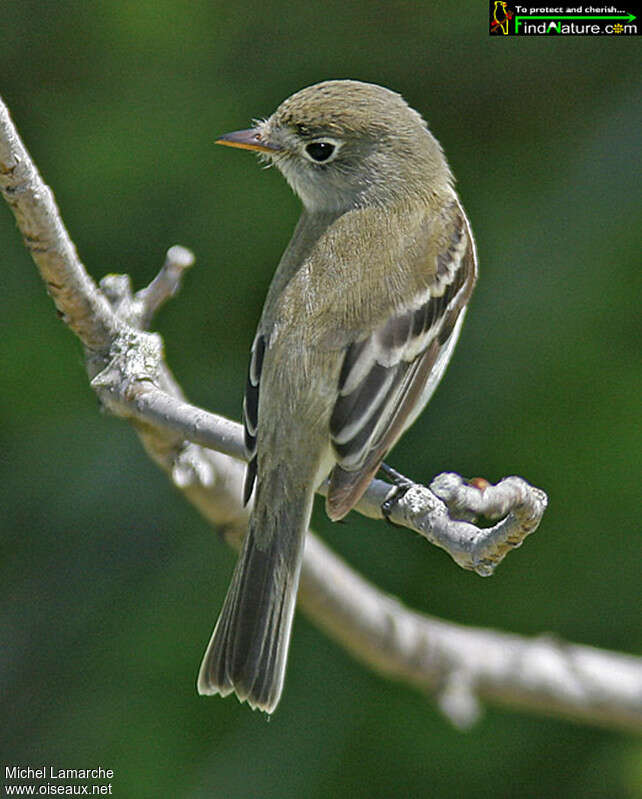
[197, 488, 312, 713]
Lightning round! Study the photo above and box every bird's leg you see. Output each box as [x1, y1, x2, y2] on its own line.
[379, 462, 414, 522]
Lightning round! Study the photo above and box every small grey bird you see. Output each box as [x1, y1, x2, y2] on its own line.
[197, 80, 477, 713]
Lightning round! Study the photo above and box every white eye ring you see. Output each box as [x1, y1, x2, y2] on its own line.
[302, 138, 342, 164]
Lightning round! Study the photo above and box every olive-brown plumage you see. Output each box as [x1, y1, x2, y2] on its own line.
[198, 80, 477, 712]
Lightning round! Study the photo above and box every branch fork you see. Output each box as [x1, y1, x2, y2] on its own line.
[90, 261, 549, 575]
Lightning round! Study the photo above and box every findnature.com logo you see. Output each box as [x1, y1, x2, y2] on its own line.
[489, 2, 640, 34]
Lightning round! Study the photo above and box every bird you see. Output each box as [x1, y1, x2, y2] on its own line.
[491, 1, 513, 34]
[197, 80, 477, 713]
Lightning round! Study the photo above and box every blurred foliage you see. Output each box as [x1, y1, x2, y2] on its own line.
[1, 2, 641, 797]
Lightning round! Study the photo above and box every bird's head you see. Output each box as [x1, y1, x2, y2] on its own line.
[216, 80, 452, 213]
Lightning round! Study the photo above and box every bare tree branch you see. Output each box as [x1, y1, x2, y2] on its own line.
[0, 98, 116, 351]
[2, 94, 640, 732]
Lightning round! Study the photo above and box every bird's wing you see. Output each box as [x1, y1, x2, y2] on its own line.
[326, 203, 477, 520]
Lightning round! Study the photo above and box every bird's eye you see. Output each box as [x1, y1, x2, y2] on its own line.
[304, 141, 337, 163]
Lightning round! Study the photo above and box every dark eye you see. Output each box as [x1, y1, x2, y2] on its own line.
[305, 141, 336, 162]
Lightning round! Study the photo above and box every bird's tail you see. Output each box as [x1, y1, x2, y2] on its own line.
[197, 469, 313, 713]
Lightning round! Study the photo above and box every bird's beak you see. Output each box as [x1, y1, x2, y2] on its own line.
[215, 128, 281, 153]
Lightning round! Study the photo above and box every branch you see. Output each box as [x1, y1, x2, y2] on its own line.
[0, 98, 116, 351]
[3, 93, 640, 732]
[88, 320, 547, 576]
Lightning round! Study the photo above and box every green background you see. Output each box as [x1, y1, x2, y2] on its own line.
[1, 2, 640, 797]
